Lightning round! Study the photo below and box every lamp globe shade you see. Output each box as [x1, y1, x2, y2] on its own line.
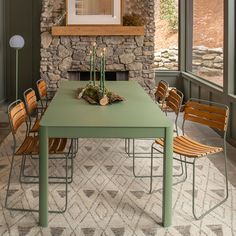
[9, 35, 25, 49]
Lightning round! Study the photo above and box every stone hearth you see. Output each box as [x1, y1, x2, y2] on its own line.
[40, 0, 155, 94]
[68, 70, 129, 81]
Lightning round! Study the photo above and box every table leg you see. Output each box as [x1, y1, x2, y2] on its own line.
[39, 126, 48, 227]
[163, 126, 173, 227]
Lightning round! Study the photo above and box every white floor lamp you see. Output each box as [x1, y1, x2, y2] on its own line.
[9, 35, 25, 100]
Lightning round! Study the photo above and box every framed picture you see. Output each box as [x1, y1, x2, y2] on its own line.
[66, 0, 122, 25]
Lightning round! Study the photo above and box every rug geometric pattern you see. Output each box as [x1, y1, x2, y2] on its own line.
[0, 132, 236, 236]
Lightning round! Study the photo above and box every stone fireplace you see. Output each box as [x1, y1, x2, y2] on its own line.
[40, 0, 155, 94]
[68, 70, 129, 81]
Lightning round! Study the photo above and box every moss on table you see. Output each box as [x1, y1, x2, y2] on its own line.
[77, 84, 124, 106]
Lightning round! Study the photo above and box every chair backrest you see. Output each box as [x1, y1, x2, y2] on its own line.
[36, 79, 47, 100]
[166, 89, 183, 115]
[155, 80, 169, 103]
[8, 100, 27, 134]
[24, 88, 38, 115]
[184, 99, 229, 132]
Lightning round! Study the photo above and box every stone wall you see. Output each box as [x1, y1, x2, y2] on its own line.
[154, 46, 223, 77]
[40, 0, 155, 94]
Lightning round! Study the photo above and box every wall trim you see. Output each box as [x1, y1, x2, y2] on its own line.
[181, 72, 223, 93]
[155, 70, 181, 77]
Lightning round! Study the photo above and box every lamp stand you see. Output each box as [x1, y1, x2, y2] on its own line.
[15, 49, 19, 100]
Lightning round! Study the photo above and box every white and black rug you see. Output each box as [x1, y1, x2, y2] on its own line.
[0, 131, 236, 235]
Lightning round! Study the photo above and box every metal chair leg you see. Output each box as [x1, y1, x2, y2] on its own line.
[127, 138, 131, 156]
[49, 149, 69, 214]
[20, 139, 75, 184]
[19, 155, 26, 183]
[73, 138, 79, 156]
[150, 143, 154, 194]
[6, 150, 71, 213]
[5, 154, 20, 211]
[19, 154, 73, 184]
[125, 138, 128, 153]
[192, 153, 229, 220]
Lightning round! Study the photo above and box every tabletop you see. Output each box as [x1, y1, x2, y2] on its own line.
[41, 81, 171, 127]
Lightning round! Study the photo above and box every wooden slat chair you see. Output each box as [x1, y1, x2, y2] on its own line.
[128, 88, 185, 180]
[36, 79, 49, 110]
[24, 87, 70, 159]
[23, 88, 75, 183]
[23, 88, 44, 134]
[24, 87, 78, 151]
[37, 80, 79, 155]
[151, 98, 229, 220]
[5, 100, 73, 213]
[125, 80, 170, 156]
[36, 79, 59, 110]
[154, 80, 169, 110]
[164, 88, 184, 135]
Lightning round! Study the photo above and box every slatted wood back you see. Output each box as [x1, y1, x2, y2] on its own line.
[166, 89, 183, 114]
[184, 100, 229, 131]
[155, 80, 169, 102]
[37, 79, 47, 99]
[24, 89, 38, 115]
[8, 100, 27, 134]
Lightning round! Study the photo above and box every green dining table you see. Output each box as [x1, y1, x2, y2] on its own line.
[39, 81, 173, 227]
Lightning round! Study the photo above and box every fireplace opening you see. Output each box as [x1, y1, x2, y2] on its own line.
[68, 70, 129, 81]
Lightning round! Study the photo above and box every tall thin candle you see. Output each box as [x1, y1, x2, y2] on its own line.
[89, 50, 92, 84]
[102, 48, 106, 92]
[100, 52, 103, 90]
[93, 42, 96, 86]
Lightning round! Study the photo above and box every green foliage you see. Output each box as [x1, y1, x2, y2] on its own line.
[84, 85, 99, 100]
[160, 0, 178, 32]
[77, 84, 124, 105]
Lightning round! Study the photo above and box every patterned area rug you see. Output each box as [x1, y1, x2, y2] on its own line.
[0, 131, 236, 236]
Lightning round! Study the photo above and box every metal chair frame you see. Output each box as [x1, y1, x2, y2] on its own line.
[125, 88, 185, 180]
[124, 80, 170, 156]
[23, 88, 76, 182]
[5, 100, 72, 213]
[22, 85, 77, 188]
[151, 98, 229, 220]
[35, 80, 79, 156]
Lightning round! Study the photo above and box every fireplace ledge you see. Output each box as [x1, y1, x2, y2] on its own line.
[51, 25, 145, 36]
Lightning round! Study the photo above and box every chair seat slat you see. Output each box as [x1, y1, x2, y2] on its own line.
[156, 136, 223, 158]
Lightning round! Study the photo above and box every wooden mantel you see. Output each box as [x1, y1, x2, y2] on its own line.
[51, 25, 145, 36]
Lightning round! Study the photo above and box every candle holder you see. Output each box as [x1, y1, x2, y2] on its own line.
[77, 46, 124, 106]
[77, 84, 124, 106]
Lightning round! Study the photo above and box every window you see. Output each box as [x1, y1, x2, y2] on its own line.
[154, 0, 179, 71]
[67, 0, 122, 25]
[191, 0, 224, 86]
[76, 0, 113, 15]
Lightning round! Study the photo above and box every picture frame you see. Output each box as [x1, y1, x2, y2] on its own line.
[66, 0, 122, 25]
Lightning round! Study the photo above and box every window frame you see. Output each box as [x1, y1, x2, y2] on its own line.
[185, 0, 224, 88]
[154, 0, 180, 72]
[184, 0, 235, 94]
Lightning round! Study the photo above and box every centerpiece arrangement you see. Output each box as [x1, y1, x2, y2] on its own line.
[77, 43, 124, 106]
